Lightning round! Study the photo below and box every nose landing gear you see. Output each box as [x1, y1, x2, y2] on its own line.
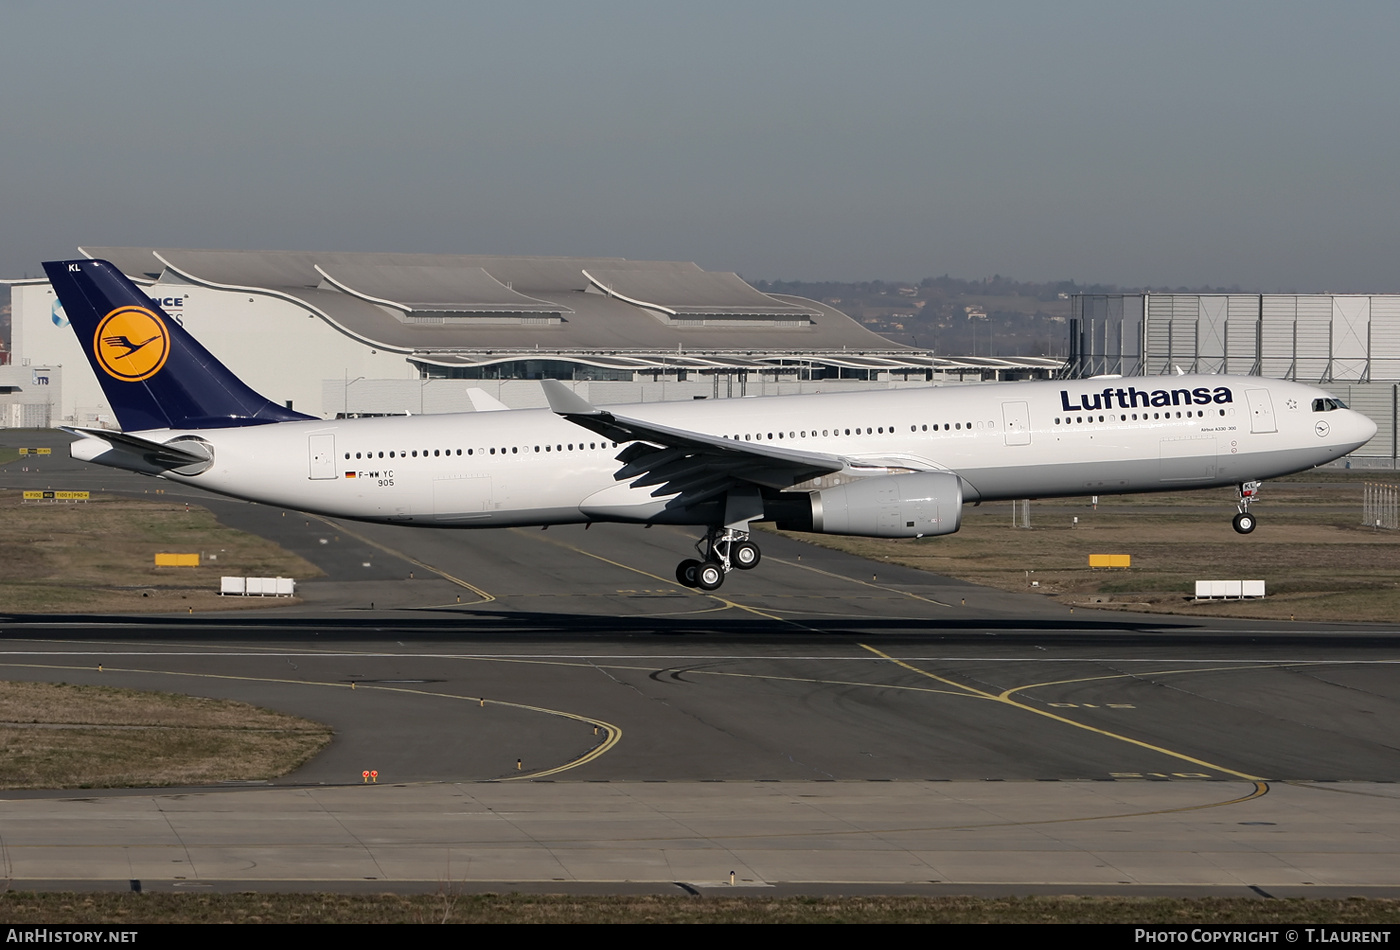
[675, 526, 760, 591]
[1232, 481, 1261, 534]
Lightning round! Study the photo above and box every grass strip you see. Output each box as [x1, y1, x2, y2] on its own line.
[0, 682, 331, 789]
[773, 474, 1400, 623]
[0, 492, 321, 613]
[0, 893, 1398, 924]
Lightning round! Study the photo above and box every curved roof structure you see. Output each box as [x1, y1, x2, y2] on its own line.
[315, 263, 563, 316]
[82, 247, 889, 352]
[583, 267, 814, 322]
[75, 247, 1060, 380]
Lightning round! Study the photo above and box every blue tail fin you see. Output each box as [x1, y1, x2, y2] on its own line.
[43, 259, 315, 431]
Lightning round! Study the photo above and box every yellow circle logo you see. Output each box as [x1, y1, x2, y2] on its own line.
[93, 306, 170, 382]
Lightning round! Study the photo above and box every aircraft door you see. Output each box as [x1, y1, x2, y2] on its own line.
[308, 434, 336, 480]
[1245, 389, 1277, 434]
[1001, 401, 1031, 445]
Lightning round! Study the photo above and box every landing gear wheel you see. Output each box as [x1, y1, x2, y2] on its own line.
[1232, 512, 1257, 534]
[732, 540, 761, 570]
[695, 560, 726, 591]
[676, 558, 701, 588]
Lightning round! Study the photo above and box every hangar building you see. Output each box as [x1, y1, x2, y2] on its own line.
[5, 247, 1057, 427]
[1067, 293, 1400, 465]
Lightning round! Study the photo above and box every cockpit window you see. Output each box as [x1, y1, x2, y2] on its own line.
[1312, 398, 1348, 412]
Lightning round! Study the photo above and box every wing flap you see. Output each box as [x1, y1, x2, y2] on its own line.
[654, 477, 739, 505]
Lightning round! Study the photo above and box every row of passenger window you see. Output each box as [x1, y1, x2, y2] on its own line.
[343, 409, 1227, 461]
[727, 422, 985, 441]
[1055, 409, 1224, 425]
[344, 441, 618, 461]
[340, 407, 1226, 463]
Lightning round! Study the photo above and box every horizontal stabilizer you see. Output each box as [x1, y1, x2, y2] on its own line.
[63, 426, 213, 475]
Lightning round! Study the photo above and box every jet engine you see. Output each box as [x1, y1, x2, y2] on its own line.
[776, 471, 964, 538]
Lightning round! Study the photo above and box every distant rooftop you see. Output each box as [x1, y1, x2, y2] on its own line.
[82, 247, 895, 353]
[71, 248, 1060, 380]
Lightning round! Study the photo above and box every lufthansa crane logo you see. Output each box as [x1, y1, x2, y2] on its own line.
[93, 306, 170, 382]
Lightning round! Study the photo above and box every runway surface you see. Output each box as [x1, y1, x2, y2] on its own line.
[3, 437, 1399, 894]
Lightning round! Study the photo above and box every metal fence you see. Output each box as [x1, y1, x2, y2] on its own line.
[1363, 482, 1399, 530]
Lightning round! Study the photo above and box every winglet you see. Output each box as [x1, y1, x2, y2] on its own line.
[541, 379, 602, 416]
[466, 388, 511, 412]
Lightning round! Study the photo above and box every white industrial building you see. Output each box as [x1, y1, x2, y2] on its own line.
[1068, 293, 1399, 465]
[0, 362, 60, 428]
[4, 247, 1058, 427]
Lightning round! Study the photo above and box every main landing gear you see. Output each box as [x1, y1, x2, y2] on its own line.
[1232, 480, 1261, 534]
[675, 526, 761, 592]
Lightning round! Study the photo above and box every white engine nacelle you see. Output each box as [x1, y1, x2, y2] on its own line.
[810, 472, 963, 538]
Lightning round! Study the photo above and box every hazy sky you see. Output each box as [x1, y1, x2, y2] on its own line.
[4, 1, 1399, 289]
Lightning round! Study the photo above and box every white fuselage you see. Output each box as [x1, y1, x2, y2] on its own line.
[93, 375, 1376, 528]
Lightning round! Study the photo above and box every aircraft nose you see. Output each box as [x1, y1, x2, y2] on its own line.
[1339, 408, 1380, 448]
[1358, 410, 1379, 443]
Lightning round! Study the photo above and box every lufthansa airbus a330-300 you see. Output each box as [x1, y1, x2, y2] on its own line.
[46, 259, 1377, 591]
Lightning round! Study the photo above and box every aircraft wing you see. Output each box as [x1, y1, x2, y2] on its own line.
[541, 380, 847, 503]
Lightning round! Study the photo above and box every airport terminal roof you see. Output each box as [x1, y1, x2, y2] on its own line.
[73, 247, 1062, 378]
[82, 247, 891, 354]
